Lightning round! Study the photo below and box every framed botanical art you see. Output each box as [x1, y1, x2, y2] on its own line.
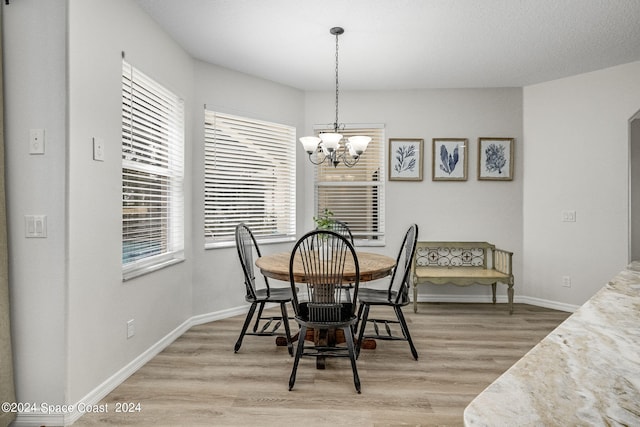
[388, 138, 423, 181]
[478, 137, 514, 181]
[432, 138, 468, 181]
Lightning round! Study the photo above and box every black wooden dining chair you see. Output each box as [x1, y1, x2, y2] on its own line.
[288, 230, 362, 393]
[234, 223, 294, 356]
[328, 220, 354, 244]
[319, 220, 355, 302]
[355, 224, 419, 360]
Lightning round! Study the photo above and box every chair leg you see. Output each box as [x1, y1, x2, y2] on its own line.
[395, 306, 418, 360]
[355, 304, 370, 359]
[289, 325, 306, 391]
[280, 302, 293, 357]
[343, 325, 361, 393]
[235, 302, 257, 353]
[253, 302, 266, 332]
[354, 302, 365, 334]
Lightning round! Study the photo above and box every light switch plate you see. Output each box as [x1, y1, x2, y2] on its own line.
[25, 215, 47, 238]
[127, 319, 135, 339]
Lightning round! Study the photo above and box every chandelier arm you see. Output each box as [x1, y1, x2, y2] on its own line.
[307, 150, 330, 166]
[334, 157, 358, 168]
[331, 145, 359, 168]
[337, 153, 359, 168]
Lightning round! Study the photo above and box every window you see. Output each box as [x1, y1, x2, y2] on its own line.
[122, 61, 185, 280]
[314, 125, 385, 245]
[204, 110, 296, 248]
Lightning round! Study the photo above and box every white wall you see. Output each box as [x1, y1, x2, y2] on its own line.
[3, 0, 68, 408]
[190, 60, 305, 316]
[304, 88, 524, 301]
[5, 0, 640, 423]
[5, 1, 307, 422]
[631, 117, 640, 261]
[523, 61, 640, 305]
[66, 0, 196, 406]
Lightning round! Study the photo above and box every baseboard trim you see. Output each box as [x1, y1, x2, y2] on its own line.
[190, 305, 248, 326]
[13, 295, 575, 426]
[13, 305, 251, 427]
[416, 293, 579, 312]
[516, 295, 579, 313]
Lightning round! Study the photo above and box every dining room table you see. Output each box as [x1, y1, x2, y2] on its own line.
[256, 250, 396, 283]
[255, 249, 396, 368]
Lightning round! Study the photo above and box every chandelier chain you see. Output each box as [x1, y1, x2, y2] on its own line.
[334, 30, 340, 132]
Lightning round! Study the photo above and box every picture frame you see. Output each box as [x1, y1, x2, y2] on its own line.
[388, 138, 423, 181]
[432, 138, 468, 181]
[478, 137, 515, 181]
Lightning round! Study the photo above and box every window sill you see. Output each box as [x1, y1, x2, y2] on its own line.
[122, 257, 185, 281]
[354, 239, 386, 247]
[205, 235, 296, 250]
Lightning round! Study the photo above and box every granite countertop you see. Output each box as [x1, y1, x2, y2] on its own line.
[463, 262, 640, 426]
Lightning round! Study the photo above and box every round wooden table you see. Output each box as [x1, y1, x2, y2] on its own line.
[256, 251, 396, 367]
[256, 251, 396, 283]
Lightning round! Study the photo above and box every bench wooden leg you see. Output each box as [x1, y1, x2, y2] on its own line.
[491, 283, 497, 304]
[413, 284, 418, 313]
[508, 284, 514, 315]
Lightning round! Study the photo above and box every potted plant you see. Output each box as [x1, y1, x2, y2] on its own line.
[313, 208, 335, 231]
[313, 208, 335, 260]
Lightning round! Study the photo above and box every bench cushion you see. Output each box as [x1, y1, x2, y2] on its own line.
[415, 266, 511, 285]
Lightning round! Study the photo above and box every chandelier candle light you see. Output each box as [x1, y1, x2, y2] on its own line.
[300, 27, 371, 168]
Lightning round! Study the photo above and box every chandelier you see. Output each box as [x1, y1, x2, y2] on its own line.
[299, 27, 371, 168]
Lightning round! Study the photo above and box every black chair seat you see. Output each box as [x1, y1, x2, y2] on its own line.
[357, 288, 408, 306]
[252, 287, 294, 303]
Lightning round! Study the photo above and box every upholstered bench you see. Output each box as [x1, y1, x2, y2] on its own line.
[411, 242, 514, 314]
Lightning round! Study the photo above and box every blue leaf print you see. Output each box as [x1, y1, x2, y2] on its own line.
[439, 144, 460, 175]
[394, 145, 417, 173]
[485, 144, 507, 174]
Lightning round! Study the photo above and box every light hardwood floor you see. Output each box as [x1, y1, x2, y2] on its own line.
[74, 303, 570, 426]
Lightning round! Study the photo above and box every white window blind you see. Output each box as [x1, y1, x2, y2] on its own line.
[204, 110, 296, 248]
[314, 125, 385, 245]
[122, 60, 185, 279]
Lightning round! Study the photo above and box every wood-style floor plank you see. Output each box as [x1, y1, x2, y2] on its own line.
[74, 303, 570, 426]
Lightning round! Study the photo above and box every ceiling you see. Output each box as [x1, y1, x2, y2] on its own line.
[135, 0, 640, 91]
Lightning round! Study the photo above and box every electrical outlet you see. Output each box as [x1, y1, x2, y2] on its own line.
[562, 276, 571, 288]
[29, 128, 45, 154]
[127, 319, 135, 339]
[93, 137, 105, 161]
